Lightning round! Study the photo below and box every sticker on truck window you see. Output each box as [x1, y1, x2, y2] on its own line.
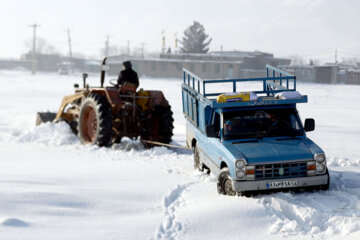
[266, 180, 297, 189]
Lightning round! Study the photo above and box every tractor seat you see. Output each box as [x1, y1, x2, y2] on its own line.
[120, 82, 137, 95]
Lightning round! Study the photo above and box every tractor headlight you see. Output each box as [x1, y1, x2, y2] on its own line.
[314, 153, 326, 163]
[236, 170, 245, 179]
[235, 159, 246, 169]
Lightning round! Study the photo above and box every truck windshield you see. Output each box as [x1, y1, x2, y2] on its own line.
[223, 108, 304, 140]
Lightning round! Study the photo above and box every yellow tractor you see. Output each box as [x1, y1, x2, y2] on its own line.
[36, 57, 174, 147]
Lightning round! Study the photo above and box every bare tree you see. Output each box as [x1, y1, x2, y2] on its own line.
[24, 37, 58, 54]
[289, 55, 306, 65]
[309, 59, 320, 66]
[100, 45, 122, 57]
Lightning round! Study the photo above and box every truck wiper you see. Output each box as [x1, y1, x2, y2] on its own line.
[276, 137, 300, 141]
[232, 139, 259, 144]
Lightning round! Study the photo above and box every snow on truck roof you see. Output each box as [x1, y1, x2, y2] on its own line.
[182, 65, 308, 109]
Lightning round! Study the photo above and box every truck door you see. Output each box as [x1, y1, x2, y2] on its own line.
[200, 111, 223, 175]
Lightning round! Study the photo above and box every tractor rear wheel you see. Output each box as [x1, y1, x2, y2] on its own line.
[78, 94, 112, 147]
[140, 105, 174, 148]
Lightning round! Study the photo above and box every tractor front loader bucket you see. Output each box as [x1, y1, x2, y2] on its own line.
[35, 92, 85, 126]
[36, 112, 57, 126]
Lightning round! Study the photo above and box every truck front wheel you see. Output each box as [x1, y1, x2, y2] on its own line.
[319, 168, 330, 191]
[217, 167, 236, 196]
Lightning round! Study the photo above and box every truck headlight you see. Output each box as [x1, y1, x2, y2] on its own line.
[236, 170, 245, 179]
[235, 159, 246, 169]
[314, 153, 325, 163]
[314, 153, 326, 174]
[316, 163, 326, 173]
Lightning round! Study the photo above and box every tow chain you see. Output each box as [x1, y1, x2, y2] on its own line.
[141, 140, 191, 150]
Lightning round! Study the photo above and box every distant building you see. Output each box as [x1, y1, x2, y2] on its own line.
[282, 65, 316, 82]
[315, 65, 338, 84]
[20, 52, 101, 73]
[347, 70, 360, 84]
[24, 52, 60, 71]
[107, 51, 291, 79]
[0, 58, 32, 70]
[284, 63, 360, 85]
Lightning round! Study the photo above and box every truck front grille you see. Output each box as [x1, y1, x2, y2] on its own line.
[255, 162, 307, 180]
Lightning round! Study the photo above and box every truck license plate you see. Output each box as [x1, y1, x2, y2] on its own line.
[267, 180, 297, 189]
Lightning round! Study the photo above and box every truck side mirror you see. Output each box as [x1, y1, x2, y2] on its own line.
[304, 118, 315, 132]
[205, 125, 217, 138]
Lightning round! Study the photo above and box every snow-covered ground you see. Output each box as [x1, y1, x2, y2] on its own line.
[0, 70, 359, 240]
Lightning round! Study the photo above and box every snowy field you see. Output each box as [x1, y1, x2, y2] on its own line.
[0, 70, 359, 240]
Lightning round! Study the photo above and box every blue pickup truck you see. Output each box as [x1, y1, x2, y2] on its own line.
[182, 65, 329, 196]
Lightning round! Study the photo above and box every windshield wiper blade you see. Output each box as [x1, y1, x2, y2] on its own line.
[232, 139, 259, 144]
[275, 137, 300, 141]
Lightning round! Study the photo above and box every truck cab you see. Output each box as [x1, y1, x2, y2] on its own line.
[182, 65, 329, 195]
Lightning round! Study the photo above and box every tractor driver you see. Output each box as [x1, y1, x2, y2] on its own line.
[117, 61, 139, 94]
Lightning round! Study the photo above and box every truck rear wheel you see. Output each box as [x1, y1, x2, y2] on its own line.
[78, 94, 112, 147]
[193, 145, 210, 174]
[217, 167, 236, 196]
[194, 145, 202, 171]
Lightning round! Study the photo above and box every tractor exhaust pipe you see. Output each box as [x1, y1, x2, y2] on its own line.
[82, 73, 88, 88]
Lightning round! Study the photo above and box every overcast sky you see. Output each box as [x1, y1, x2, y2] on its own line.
[0, 0, 359, 62]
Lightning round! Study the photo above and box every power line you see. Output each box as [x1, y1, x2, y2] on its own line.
[338, 51, 360, 58]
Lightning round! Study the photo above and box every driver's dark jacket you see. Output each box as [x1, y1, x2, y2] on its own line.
[117, 68, 139, 87]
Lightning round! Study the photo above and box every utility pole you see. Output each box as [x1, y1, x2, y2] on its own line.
[139, 42, 146, 58]
[161, 30, 166, 54]
[220, 45, 223, 78]
[174, 32, 178, 53]
[66, 28, 73, 73]
[335, 49, 338, 64]
[105, 35, 110, 57]
[127, 40, 130, 57]
[29, 23, 40, 75]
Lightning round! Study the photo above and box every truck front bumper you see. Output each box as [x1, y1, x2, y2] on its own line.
[233, 174, 329, 192]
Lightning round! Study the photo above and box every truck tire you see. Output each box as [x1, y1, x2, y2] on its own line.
[217, 167, 236, 196]
[320, 168, 330, 191]
[78, 93, 112, 147]
[141, 105, 174, 147]
[193, 145, 202, 171]
[193, 145, 210, 174]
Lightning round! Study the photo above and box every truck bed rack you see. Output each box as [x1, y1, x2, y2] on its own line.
[182, 65, 307, 109]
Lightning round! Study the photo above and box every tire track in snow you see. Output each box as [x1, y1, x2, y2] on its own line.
[155, 182, 194, 240]
[259, 170, 360, 237]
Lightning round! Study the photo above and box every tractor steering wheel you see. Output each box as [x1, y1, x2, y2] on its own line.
[109, 79, 119, 88]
